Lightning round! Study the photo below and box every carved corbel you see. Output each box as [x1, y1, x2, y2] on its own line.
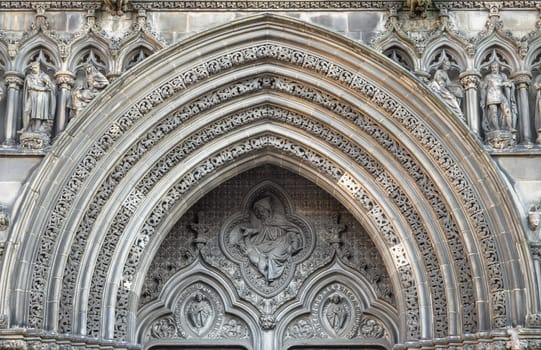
[483, 1, 504, 32]
[30, 5, 50, 33]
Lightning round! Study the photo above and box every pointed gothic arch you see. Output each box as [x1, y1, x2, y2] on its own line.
[2, 14, 530, 350]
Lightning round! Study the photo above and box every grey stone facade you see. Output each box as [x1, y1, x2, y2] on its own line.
[0, 1, 541, 349]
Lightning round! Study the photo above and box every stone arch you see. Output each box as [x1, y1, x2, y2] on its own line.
[3, 14, 530, 349]
[14, 35, 62, 70]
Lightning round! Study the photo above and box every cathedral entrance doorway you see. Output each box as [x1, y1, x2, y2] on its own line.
[137, 166, 398, 350]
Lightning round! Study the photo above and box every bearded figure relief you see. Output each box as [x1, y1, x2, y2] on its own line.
[221, 182, 315, 296]
[235, 197, 303, 283]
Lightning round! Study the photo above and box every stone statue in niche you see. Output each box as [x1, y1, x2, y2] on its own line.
[70, 63, 109, 118]
[325, 295, 349, 333]
[428, 57, 464, 118]
[187, 293, 212, 330]
[480, 60, 518, 149]
[533, 74, 541, 143]
[19, 61, 56, 149]
[233, 196, 303, 283]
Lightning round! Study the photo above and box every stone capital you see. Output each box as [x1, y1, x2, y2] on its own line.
[3, 71, 24, 88]
[530, 243, 541, 259]
[54, 71, 75, 87]
[459, 71, 481, 90]
[512, 71, 532, 88]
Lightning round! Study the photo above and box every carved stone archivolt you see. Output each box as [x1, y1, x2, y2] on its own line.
[5, 15, 527, 350]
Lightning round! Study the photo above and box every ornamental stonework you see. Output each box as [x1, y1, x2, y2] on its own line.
[7, 15, 517, 349]
[139, 167, 395, 347]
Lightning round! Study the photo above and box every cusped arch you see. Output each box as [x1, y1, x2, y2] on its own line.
[421, 44, 468, 74]
[3, 14, 529, 350]
[137, 265, 259, 349]
[14, 36, 61, 70]
[67, 38, 113, 72]
[474, 41, 521, 72]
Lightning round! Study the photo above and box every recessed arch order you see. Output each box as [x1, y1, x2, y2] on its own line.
[3, 14, 530, 349]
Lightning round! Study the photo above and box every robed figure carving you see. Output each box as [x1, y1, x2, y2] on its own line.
[428, 58, 463, 118]
[326, 295, 349, 333]
[19, 61, 56, 149]
[236, 197, 303, 283]
[70, 63, 109, 118]
[480, 61, 517, 148]
[533, 74, 541, 143]
[186, 293, 211, 331]
[221, 183, 314, 296]
[21, 61, 56, 134]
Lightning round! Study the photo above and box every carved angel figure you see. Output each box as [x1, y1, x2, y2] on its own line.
[70, 63, 109, 118]
[21, 61, 56, 133]
[428, 58, 463, 118]
[480, 62, 517, 132]
[236, 197, 303, 283]
[326, 295, 348, 332]
[187, 293, 211, 329]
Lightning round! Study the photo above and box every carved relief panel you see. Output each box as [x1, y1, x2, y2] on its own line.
[138, 166, 397, 350]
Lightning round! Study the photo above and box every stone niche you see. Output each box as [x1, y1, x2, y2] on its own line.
[138, 165, 396, 349]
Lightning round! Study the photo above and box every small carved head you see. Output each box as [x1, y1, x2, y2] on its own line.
[30, 61, 41, 73]
[528, 204, 541, 231]
[490, 61, 500, 74]
[253, 197, 272, 221]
